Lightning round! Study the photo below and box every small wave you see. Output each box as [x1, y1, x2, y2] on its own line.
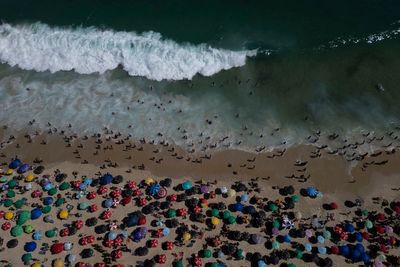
[0, 22, 256, 81]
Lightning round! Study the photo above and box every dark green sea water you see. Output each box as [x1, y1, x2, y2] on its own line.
[1, 1, 400, 152]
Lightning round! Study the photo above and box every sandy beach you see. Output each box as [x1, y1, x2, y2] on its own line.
[0, 127, 399, 267]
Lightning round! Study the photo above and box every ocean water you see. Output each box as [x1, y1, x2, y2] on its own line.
[1, 1, 400, 154]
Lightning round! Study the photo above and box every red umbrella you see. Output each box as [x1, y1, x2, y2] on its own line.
[163, 241, 174, 250]
[376, 213, 385, 221]
[156, 254, 167, 264]
[101, 210, 112, 220]
[94, 263, 106, 267]
[31, 190, 42, 198]
[132, 189, 142, 196]
[113, 265, 124, 267]
[74, 220, 84, 229]
[1, 222, 11, 230]
[138, 215, 147, 225]
[193, 256, 202, 266]
[127, 181, 138, 190]
[149, 239, 159, 248]
[331, 246, 339, 255]
[394, 206, 400, 214]
[71, 180, 81, 188]
[87, 191, 97, 200]
[75, 262, 86, 267]
[154, 229, 163, 238]
[380, 244, 387, 253]
[112, 249, 123, 260]
[90, 204, 98, 212]
[0, 210, 4, 218]
[330, 202, 338, 209]
[87, 235, 95, 244]
[340, 231, 348, 241]
[193, 206, 201, 214]
[168, 194, 177, 202]
[362, 231, 369, 240]
[51, 243, 64, 254]
[60, 228, 69, 237]
[376, 225, 385, 234]
[138, 198, 147, 206]
[111, 189, 121, 199]
[121, 196, 132, 205]
[114, 236, 123, 247]
[79, 237, 88, 246]
[98, 186, 108, 195]
[177, 208, 188, 217]
[104, 239, 114, 248]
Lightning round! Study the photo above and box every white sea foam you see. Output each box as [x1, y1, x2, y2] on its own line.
[0, 22, 256, 81]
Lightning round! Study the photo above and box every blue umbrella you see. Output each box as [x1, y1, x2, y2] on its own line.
[240, 194, 249, 202]
[361, 253, 370, 264]
[100, 174, 113, 185]
[24, 241, 37, 252]
[340, 245, 350, 256]
[351, 249, 361, 262]
[355, 232, 363, 242]
[318, 246, 327, 254]
[43, 183, 54, 191]
[43, 197, 53, 205]
[345, 223, 355, 233]
[32, 231, 42, 240]
[317, 235, 325, 244]
[9, 159, 21, 169]
[162, 228, 170, 236]
[306, 187, 318, 197]
[283, 234, 291, 243]
[182, 181, 192, 190]
[83, 178, 93, 185]
[233, 202, 244, 212]
[79, 183, 88, 190]
[258, 260, 267, 267]
[305, 243, 312, 252]
[355, 243, 365, 253]
[149, 183, 161, 196]
[108, 231, 117, 240]
[132, 227, 147, 242]
[31, 208, 42, 220]
[17, 163, 30, 174]
[244, 205, 256, 214]
[103, 198, 113, 208]
[124, 214, 139, 227]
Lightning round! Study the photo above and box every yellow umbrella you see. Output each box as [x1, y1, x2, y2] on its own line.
[211, 216, 220, 226]
[6, 169, 13, 175]
[58, 210, 69, 219]
[25, 174, 35, 182]
[53, 259, 64, 267]
[31, 262, 41, 267]
[228, 189, 236, 197]
[144, 177, 154, 185]
[4, 211, 14, 220]
[182, 232, 191, 241]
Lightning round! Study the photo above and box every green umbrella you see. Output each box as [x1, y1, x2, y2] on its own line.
[48, 187, 58, 196]
[0, 176, 7, 183]
[211, 208, 219, 218]
[7, 190, 16, 198]
[210, 263, 218, 267]
[272, 219, 280, 229]
[295, 249, 303, 259]
[59, 182, 71, 191]
[268, 203, 278, 212]
[78, 202, 89, 210]
[14, 199, 25, 209]
[222, 210, 231, 219]
[7, 179, 17, 188]
[55, 198, 65, 207]
[202, 249, 212, 258]
[288, 264, 296, 267]
[42, 206, 52, 214]
[365, 220, 373, 229]
[167, 209, 177, 218]
[3, 198, 13, 207]
[291, 195, 300, 203]
[24, 224, 34, 234]
[272, 240, 280, 249]
[227, 216, 236, 224]
[175, 260, 183, 267]
[22, 253, 32, 263]
[19, 210, 30, 220]
[361, 210, 369, 217]
[45, 229, 56, 238]
[236, 249, 244, 259]
[11, 225, 23, 237]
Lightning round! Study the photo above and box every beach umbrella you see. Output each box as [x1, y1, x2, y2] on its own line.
[149, 239, 158, 248]
[193, 256, 202, 266]
[240, 194, 249, 202]
[200, 184, 209, 194]
[3, 199, 13, 207]
[182, 181, 192, 190]
[43, 197, 53, 205]
[345, 223, 355, 233]
[31, 208, 42, 220]
[33, 231, 42, 240]
[9, 159, 22, 169]
[45, 229, 56, 238]
[59, 181, 70, 191]
[67, 254, 77, 263]
[258, 260, 267, 267]
[18, 163, 30, 174]
[24, 224, 34, 234]
[163, 241, 174, 250]
[233, 202, 244, 212]
[202, 249, 212, 258]
[156, 254, 167, 264]
[323, 230, 331, 240]
[144, 177, 154, 186]
[339, 245, 350, 257]
[135, 246, 149, 256]
[250, 234, 263, 244]
[162, 227, 170, 236]
[211, 216, 220, 226]
[100, 174, 113, 185]
[112, 249, 123, 260]
[227, 216, 236, 224]
[211, 208, 220, 217]
[149, 183, 161, 196]
[11, 225, 23, 237]
[22, 253, 32, 264]
[14, 198, 25, 208]
[318, 246, 327, 254]
[4, 211, 14, 220]
[182, 232, 191, 241]
[7, 190, 16, 198]
[53, 259, 64, 267]
[317, 235, 325, 244]
[7, 238, 18, 248]
[58, 210, 69, 219]
[24, 241, 37, 252]
[306, 187, 318, 197]
[1, 222, 11, 230]
[272, 240, 280, 249]
[102, 198, 113, 208]
[305, 243, 312, 252]
[268, 203, 278, 212]
[157, 187, 167, 198]
[228, 189, 236, 197]
[51, 243, 64, 254]
[81, 248, 94, 258]
[244, 205, 256, 214]
[132, 227, 147, 242]
[167, 209, 177, 218]
[220, 186, 228, 194]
